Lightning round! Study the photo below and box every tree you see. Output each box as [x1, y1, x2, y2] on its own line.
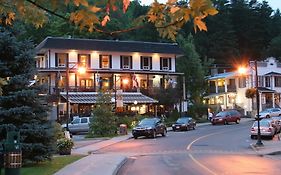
[89, 90, 117, 137]
[177, 33, 210, 104]
[265, 34, 281, 59]
[0, 27, 55, 162]
[0, 0, 217, 40]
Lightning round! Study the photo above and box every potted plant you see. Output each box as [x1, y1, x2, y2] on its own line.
[56, 138, 74, 155]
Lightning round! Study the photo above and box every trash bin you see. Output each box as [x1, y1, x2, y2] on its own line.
[0, 142, 3, 175]
[119, 124, 127, 135]
[3, 131, 21, 175]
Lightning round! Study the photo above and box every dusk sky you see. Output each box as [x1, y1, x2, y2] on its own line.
[140, 0, 281, 10]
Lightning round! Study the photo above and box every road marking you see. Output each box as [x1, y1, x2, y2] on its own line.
[186, 133, 218, 150]
[188, 153, 217, 175]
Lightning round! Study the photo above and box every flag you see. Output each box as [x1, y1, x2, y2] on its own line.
[132, 74, 139, 88]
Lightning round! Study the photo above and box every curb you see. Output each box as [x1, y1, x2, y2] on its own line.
[113, 156, 128, 175]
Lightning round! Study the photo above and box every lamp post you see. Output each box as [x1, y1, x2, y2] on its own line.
[254, 60, 263, 146]
[238, 60, 263, 146]
[65, 60, 86, 130]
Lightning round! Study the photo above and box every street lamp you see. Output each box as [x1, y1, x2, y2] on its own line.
[238, 60, 263, 146]
[65, 61, 86, 130]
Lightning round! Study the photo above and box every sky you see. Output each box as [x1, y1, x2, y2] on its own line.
[140, 0, 281, 10]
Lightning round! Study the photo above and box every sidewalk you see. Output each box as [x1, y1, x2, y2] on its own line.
[54, 118, 281, 175]
[250, 133, 281, 156]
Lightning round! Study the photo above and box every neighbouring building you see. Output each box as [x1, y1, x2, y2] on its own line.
[204, 57, 281, 116]
[35, 37, 185, 121]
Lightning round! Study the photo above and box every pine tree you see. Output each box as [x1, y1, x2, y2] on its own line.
[0, 27, 55, 163]
[89, 90, 117, 137]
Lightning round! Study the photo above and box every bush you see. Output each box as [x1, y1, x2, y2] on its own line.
[56, 138, 74, 155]
[187, 104, 208, 120]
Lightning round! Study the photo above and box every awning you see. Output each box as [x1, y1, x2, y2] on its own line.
[203, 92, 237, 99]
[60, 92, 158, 104]
[257, 87, 276, 93]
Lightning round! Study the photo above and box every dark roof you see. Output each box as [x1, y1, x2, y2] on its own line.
[60, 92, 158, 104]
[36, 37, 183, 55]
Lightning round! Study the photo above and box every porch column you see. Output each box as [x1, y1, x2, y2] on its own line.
[224, 79, 228, 92]
[272, 93, 275, 108]
[215, 80, 218, 93]
[259, 92, 262, 112]
[224, 94, 227, 109]
[182, 76, 186, 100]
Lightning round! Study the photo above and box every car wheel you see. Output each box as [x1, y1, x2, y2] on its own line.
[162, 129, 167, 137]
[133, 135, 138, 139]
[266, 115, 270, 118]
[250, 135, 255, 139]
[224, 120, 228, 125]
[212, 122, 215, 125]
[236, 119, 240, 124]
[152, 130, 156, 138]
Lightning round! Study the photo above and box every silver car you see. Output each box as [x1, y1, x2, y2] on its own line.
[62, 117, 91, 134]
[250, 119, 276, 139]
[256, 108, 281, 120]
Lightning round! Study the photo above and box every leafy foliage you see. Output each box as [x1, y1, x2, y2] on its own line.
[89, 90, 117, 137]
[245, 88, 256, 99]
[0, 26, 55, 163]
[0, 0, 217, 40]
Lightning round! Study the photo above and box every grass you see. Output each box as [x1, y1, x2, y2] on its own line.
[21, 155, 84, 175]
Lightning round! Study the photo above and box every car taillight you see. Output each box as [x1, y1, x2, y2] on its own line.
[251, 128, 255, 131]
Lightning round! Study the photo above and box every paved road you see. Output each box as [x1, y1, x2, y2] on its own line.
[95, 120, 281, 175]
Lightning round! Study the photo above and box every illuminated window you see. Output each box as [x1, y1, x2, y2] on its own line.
[80, 79, 93, 88]
[78, 54, 90, 68]
[100, 55, 111, 68]
[55, 53, 68, 67]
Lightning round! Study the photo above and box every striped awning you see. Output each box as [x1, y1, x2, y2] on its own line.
[60, 92, 158, 104]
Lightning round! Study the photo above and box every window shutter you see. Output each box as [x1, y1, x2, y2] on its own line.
[88, 54, 91, 68]
[120, 56, 123, 69]
[169, 58, 172, 70]
[150, 57, 152, 70]
[130, 56, 133, 69]
[99, 55, 102, 68]
[140, 56, 143, 69]
[109, 55, 112, 68]
[160, 57, 163, 70]
[78, 54, 81, 66]
[55, 53, 58, 67]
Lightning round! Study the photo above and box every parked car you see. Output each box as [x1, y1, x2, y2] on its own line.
[211, 110, 241, 125]
[132, 118, 167, 139]
[256, 108, 281, 120]
[250, 119, 276, 139]
[62, 117, 91, 134]
[172, 117, 196, 131]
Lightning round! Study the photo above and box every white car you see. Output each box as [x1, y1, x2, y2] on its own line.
[62, 117, 91, 134]
[256, 108, 281, 120]
[250, 119, 276, 139]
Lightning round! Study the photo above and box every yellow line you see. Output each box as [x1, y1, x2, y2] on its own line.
[186, 133, 217, 150]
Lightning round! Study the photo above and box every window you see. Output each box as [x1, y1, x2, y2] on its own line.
[160, 57, 171, 70]
[100, 55, 111, 69]
[275, 77, 281, 87]
[238, 77, 246, 88]
[55, 53, 68, 67]
[265, 76, 271, 87]
[78, 54, 90, 68]
[80, 79, 93, 88]
[258, 76, 264, 87]
[120, 56, 132, 69]
[81, 118, 88, 123]
[141, 56, 152, 70]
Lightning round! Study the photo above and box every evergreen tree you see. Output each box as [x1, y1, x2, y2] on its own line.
[176, 34, 210, 104]
[89, 90, 117, 137]
[0, 27, 55, 162]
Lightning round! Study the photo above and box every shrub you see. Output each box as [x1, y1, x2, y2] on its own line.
[56, 138, 74, 155]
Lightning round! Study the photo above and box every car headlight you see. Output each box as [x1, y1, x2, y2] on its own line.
[172, 124, 175, 127]
[146, 127, 153, 130]
[218, 118, 223, 121]
[181, 124, 186, 126]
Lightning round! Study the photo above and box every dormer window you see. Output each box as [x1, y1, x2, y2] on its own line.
[55, 53, 68, 67]
[160, 57, 171, 71]
[120, 56, 132, 69]
[141, 56, 152, 70]
[99, 55, 112, 69]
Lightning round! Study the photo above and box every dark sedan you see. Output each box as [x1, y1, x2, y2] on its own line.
[132, 118, 167, 139]
[172, 117, 196, 131]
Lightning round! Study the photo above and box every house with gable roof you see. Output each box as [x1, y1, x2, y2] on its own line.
[204, 57, 281, 116]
